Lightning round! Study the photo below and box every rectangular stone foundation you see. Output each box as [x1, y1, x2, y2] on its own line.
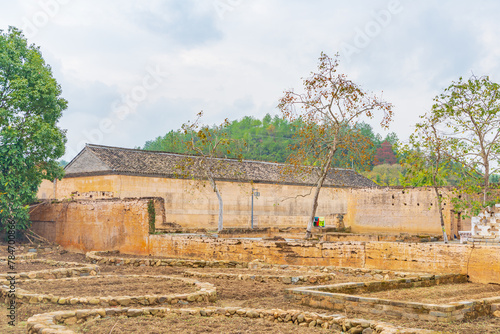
[287, 274, 500, 322]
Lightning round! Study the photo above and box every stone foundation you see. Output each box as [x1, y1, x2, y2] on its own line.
[287, 274, 500, 322]
[0, 252, 37, 261]
[149, 235, 500, 284]
[0, 259, 99, 280]
[27, 306, 440, 334]
[86, 250, 248, 268]
[1, 275, 216, 307]
[30, 199, 500, 285]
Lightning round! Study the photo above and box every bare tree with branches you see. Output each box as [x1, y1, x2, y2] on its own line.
[278, 52, 393, 238]
[176, 112, 244, 232]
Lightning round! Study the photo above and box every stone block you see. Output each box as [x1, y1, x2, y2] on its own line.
[429, 311, 452, 317]
[418, 313, 438, 322]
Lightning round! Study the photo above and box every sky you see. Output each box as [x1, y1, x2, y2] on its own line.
[1, 0, 500, 161]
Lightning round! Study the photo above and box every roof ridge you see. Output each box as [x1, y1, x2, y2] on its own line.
[65, 144, 376, 188]
[84, 143, 356, 171]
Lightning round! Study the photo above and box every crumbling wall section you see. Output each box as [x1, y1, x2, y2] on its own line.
[345, 187, 452, 235]
[29, 198, 500, 284]
[471, 204, 500, 243]
[149, 235, 500, 284]
[38, 175, 456, 236]
[30, 198, 162, 254]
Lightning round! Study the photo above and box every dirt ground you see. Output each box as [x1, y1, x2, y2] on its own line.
[348, 310, 500, 334]
[360, 282, 500, 304]
[186, 267, 397, 284]
[70, 313, 337, 334]
[0, 262, 77, 272]
[18, 276, 198, 297]
[37, 250, 87, 262]
[1, 247, 500, 334]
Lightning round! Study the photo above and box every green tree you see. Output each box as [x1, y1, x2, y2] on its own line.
[144, 115, 389, 171]
[0, 27, 67, 232]
[278, 52, 393, 238]
[361, 163, 403, 186]
[431, 75, 500, 214]
[399, 113, 452, 243]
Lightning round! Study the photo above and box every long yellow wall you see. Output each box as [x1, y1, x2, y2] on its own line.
[38, 175, 453, 236]
[38, 175, 349, 230]
[30, 199, 500, 284]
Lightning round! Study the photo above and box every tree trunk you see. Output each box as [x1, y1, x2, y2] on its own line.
[433, 186, 448, 243]
[429, 129, 448, 243]
[305, 146, 336, 239]
[483, 161, 489, 206]
[209, 177, 224, 232]
[306, 183, 322, 239]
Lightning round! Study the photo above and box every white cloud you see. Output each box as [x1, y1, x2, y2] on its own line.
[1, 0, 499, 160]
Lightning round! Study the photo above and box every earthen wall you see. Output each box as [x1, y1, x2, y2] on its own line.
[30, 200, 500, 284]
[37, 175, 454, 236]
[30, 198, 156, 254]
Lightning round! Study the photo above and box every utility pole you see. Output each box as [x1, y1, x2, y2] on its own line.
[251, 188, 260, 229]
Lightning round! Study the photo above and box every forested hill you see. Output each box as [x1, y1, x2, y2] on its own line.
[142, 114, 398, 169]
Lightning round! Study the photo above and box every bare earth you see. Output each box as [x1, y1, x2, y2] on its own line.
[71, 313, 336, 334]
[1, 247, 500, 334]
[0, 262, 75, 272]
[359, 282, 500, 304]
[348, 311, 500, 334]
[18, 276, 198, 297]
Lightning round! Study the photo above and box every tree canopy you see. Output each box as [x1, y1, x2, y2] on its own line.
[144, 114, 299, 163]
[0, 27, 67, 232]
[430, 75, 500, 214]
[399, 112, 452, 242]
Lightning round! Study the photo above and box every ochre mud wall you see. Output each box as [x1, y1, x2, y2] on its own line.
[149, 235, 499, 284]
[345, 187, 453, 235]
[30, 198, 158, 254]
[31, 200, 499, 284]
[38, 175, 456, 236]
[149, 236, 366, 268]
[38, 175, 349, 230]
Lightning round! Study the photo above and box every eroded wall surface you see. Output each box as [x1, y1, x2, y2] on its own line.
[149, 235, 499, 284]
[37, 175, 455, 236]
[30, 198, 155, 254]
[31, 200, 500, 284]
[345, 187, 453, 235]
[38, 176, 349, 230]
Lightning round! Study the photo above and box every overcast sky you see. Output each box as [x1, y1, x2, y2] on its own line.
[2, 0, 500, 161]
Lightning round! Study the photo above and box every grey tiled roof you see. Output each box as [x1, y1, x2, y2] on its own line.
[65, 144, 378, 188]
